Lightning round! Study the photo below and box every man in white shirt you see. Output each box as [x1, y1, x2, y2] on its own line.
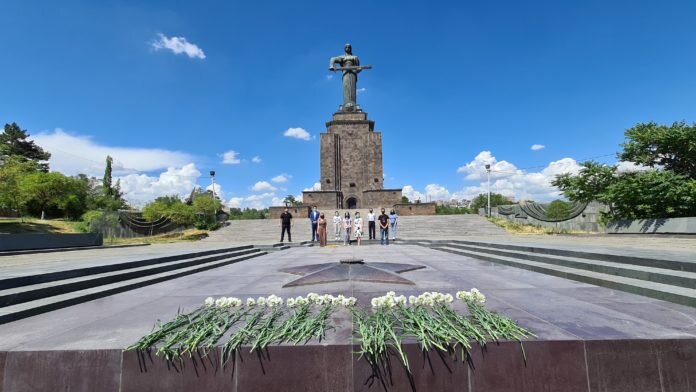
[366, 208, 376, 240]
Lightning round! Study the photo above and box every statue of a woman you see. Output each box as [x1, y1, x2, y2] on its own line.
[329, 44, 369, 112]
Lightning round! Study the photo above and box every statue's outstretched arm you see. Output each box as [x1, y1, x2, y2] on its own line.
[329, 56, 342, 70]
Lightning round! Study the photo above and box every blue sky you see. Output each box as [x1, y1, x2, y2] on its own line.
[2, 0, 695, 207]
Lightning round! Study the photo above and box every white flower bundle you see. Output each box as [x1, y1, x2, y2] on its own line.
[455, 288, 486, 304]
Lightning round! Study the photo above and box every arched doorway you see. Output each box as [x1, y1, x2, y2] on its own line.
[346, 197, 358, 209]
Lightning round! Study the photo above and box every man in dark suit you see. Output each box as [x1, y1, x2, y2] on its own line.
[309, 206, 320, 242]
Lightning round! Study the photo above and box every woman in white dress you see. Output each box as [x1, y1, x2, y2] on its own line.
[332, 211, 342, 241]
[353, 212, 363, 246]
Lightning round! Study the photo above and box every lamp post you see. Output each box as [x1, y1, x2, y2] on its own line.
[209, 170, 217, 215]
[485, 164, 491, 217]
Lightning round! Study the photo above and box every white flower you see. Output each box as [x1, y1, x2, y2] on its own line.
[204, 297, 215, 307]
[408, 295, 417, 305]
[215, 297, 226, 308]
[307, 293, 319, 301]
[247, 298, 256, 306]
[444, 294, 454, 303]
[287, 298, 296, 307]
[257, 297, 266, 306]
[396, 295, 407, 305]
[386, 291, 396, 297]
[371, 298, 379, 308]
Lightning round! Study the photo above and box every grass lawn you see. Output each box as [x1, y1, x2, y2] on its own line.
[487, 216, 597, 235]
[0, 218, 81, 234]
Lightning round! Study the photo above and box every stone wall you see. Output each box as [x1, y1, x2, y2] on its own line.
[301, 191, 341, 209]
[362, 189, 402, 209]
[483, 202, 608, 232]
[394, 203, 437, 216]
[269, 206, 311, 220]
[606, 217, 696, 234]
[0, 233, 103, 251]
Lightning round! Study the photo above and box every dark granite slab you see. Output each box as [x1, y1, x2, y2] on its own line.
[2, 350, 121, 392]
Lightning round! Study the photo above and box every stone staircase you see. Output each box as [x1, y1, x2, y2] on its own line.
[0, 246, 266, 324]
[430, 240, 696, 307]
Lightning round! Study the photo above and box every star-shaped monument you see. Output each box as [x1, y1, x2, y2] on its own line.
[279, 259, 425, 287]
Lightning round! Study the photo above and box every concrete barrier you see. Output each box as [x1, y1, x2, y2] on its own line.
[606, 217, 696, 234]
[0, 233, 103, 251]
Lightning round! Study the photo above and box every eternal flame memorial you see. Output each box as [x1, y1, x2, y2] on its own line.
[0, 45, 694, 392]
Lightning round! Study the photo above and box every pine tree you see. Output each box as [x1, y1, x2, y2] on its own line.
[103, 155, 113, 196]
[0, 123, 51, 171]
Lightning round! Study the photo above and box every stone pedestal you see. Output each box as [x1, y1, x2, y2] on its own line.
[302, 111, 402, 209]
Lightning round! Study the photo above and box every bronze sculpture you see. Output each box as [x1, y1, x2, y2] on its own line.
[329, 44, 372, 112]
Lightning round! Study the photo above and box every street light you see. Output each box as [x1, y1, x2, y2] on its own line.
[209, 170, 217, 199]
[209, 170, 218, 215]
[485, 164, 491, 217]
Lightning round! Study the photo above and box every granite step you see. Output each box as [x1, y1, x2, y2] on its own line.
[0, 245, 255, 290]
[0, 250, 266, 325]
[449, 239, 696, 272]
[435, 246, 696, 307]
[0, 248, 261, 307]
[439, 243, 696, 290]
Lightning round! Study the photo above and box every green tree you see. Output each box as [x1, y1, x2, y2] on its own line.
[142, 196, 196, 225]
[552, 161, 617, 203]
[0, 123, 51, 171]
[620, 121, 696, 179]
[192, 195, 223, 229]
[545, 200, 571, 220]
[19, 171, 70, 220]
[469, 193, 513, 212]
[0, 157, 38, 220]
[603, 170, 696, 219]
[553, 121, 696, 221]
[283, 195, 302, 207]
[103, 156, 113, 196]
[400, 196, 410, 204]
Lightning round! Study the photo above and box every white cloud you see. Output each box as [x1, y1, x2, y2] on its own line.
[32, 129, 193, 177]
[118, 163, 201, 207]
[251, 156, 262, 163]
[402, 184, 451, 202]
[326, 74, 334, 80]
[457, 151, 520, 180]
[304, 182, 321, 191]
[616, 161, 651, 173]
[227, 192, 280, 209]
[228, 197, 243, 208]
[251, 181, 277, 192]
[221, 150, 241, 164]
[531, 144, 545, 151]
[402, 185, 425, 202]
[424, 184, 450, 201]
[206, 182, 222, 197]
[357, 87, 366, 94]
[452, 151, 582, 201]
[283, 127, 311, 141]
[151, 33, 206, 59]
[271, 174, 291, 183]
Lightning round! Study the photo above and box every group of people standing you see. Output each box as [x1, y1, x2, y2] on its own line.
[279, 206, 398, 247]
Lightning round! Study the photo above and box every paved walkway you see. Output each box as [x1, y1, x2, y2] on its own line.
[1, 245, 695, 351]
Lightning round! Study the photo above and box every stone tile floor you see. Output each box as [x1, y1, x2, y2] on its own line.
[1, 245, 695, 351]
